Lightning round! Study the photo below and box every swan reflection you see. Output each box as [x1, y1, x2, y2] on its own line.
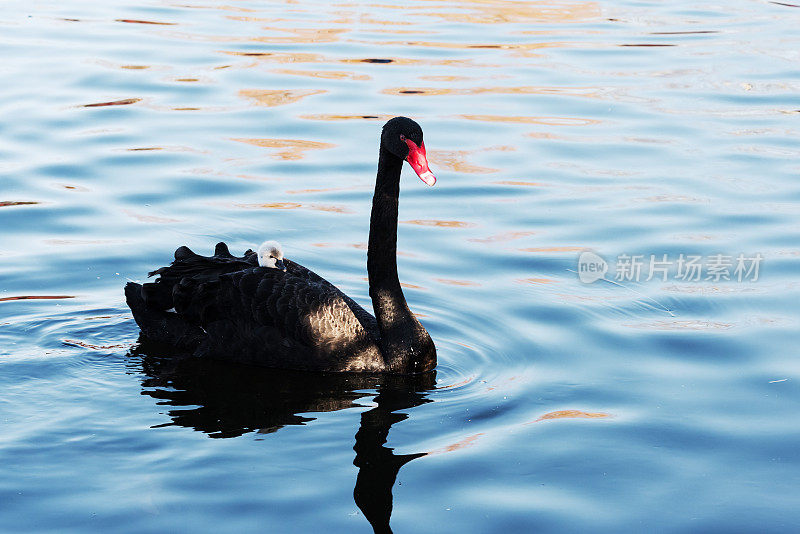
[130, 340, 434, 533]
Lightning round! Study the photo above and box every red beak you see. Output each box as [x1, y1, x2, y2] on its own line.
[404, 138, 436, 186]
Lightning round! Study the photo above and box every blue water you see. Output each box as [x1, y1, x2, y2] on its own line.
[2, 0, 799, 532]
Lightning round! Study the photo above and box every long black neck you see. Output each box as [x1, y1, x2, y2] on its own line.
[368, 146, 431, 373]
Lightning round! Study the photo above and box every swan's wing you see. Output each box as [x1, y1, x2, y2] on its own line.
[171, 267, 384, 372]
[282, 258, 380, 339]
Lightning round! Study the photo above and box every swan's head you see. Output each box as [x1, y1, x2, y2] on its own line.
[257, 240, 286, 271]
[381, 117, 436, 186]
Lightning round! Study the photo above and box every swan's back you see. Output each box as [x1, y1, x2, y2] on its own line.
[126, 242, 384, 372]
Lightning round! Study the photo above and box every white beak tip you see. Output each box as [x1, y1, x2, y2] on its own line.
[419, 171, 436, 186]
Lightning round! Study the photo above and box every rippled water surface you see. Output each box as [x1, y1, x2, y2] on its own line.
[2, 0, 800, 532]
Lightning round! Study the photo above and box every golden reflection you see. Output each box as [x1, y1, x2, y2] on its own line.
[286, 186, 356, 195]
[175, 4, 257, 13]
[360, 39, 572, 57]
[420, 75, 476, 82]
[435, 278, 480, 287]
[429, 150, 495, 174]
[299, 114, 393, 121]
[236, 202, 301, 210]
[340, 57, 493, 68]
[534, 410, 610, 422]
[413, 0, 601, 24]
[120, 65, 150, 70]
[233, 202, 352, 214]
[0, 201, 38, 207]
[239, 89, 325, 107]
[469, 231, 536, 243]
[461, 114, 601, 126]
[516, 278, 558, 285]
[231, 138, 335, 160]
[82, 98, 141, 108]
[122, 209, 183, 224]
[0, 295, 74, 303]
[383, 86, 602, 98]
[252, 27, 346, 44]
[272, 68, 370, 81]
[436, 375, 476, 390]
[400, 219, 476, 228]
[222, 51, 326, 63]
[493, 180, 548, 187]
[426, 433, 485, 456]
[430, 145, 514, 174]
[116, 19, 176, 25]
[53, 183, 90, 192]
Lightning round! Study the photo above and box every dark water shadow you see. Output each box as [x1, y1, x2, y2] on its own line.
[129, 338, 435, 534]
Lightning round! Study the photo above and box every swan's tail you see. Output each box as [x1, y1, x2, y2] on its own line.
[125, 282, 204, 351]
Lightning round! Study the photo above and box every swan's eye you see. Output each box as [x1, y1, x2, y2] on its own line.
[399, 134, 406, 141]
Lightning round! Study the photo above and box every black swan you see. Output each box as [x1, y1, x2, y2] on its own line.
[125, 116, 437, 374]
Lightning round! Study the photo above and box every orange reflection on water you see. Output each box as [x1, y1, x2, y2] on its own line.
[222, 51, 326, 63]
[426, 433, 485, 456]
[469, 231, 536, 243]
[340, 57, 491, 68]
[361, 39, 568, 57]
[0, 201, 39, 207]
[252, 27, 346, 44]
[384, 86, 603, 98]
[82, 98, 141, 108]
[122, 209, 183, 224]
[286, 186, 356, 195]
[233, 202, 352, 214]
[435, 278, 480, 287]
[516, 278, 559, 285]
[231, 138, 335, 160]
[534, 410, 610, 422]
[401, 219, 477, 228]
[116, 19, 176, 25]
[430, 145, 515, 174]
[0, 295, 74, 303]
[272, 68, 370, 81]
[461, 114, 601, 126]
[299, 113, 393, 122]
[493, 180, 548, 187]
[414, 0, 601, 25]
[239, 89, 325, 107]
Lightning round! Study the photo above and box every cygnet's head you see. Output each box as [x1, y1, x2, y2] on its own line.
[257, 240, 286, 271]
